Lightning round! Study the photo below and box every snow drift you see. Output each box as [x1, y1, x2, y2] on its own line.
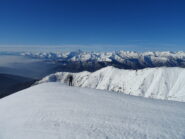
[38, 66, 185, 102]
[0, 82, 185, 139]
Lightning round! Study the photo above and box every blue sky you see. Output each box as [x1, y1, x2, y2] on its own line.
[0, 0, 185, 52]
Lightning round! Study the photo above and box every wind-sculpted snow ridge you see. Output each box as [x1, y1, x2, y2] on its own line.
[38, 66, 185, 102]
[0, 82, 185, 139]
[21, 50, 185, 69]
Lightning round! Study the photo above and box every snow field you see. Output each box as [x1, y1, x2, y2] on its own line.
[0, 83, 185, 139]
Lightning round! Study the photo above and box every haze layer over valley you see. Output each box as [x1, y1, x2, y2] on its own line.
[0, 54, 58, 98]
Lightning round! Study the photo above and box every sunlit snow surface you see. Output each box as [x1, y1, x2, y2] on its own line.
[38, 66, 185, 102]
[0, 83, 185, 139]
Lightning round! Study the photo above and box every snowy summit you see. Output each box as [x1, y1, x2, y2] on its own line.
[0, 82, 185, 139]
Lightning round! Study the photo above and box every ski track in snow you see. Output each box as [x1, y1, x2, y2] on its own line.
[0, 82, 185, 139]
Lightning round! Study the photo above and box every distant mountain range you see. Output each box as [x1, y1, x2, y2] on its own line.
[1, 50, 185, 99]
[37, 66, 185, 102]
[21, 50, 185, 71]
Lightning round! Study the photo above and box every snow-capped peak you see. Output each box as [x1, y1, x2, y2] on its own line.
[21, 50, 185, 69]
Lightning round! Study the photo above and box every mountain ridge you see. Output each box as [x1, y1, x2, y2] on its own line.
[20, 50, 185, 71]
[37, 66, 185, 102]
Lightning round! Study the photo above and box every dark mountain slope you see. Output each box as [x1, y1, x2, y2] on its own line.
[0, 74, 36, 98]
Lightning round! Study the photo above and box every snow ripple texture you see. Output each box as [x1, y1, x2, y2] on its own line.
[0, 83, 185, 139]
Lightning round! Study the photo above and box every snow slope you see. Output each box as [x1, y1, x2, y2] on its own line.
[0, 82, 185, 139]
[38, 66, 185, 102]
